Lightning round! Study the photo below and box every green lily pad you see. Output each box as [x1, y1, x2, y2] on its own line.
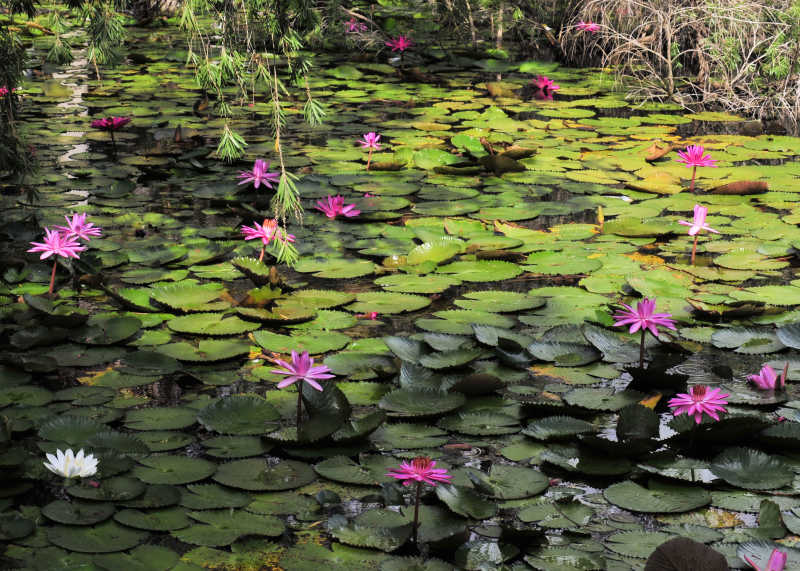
[604, 480, 711, 513]
[710, 447, 794, 490]
[132, 456, 216, 485]
[213, 458, 316, 491]
[167, 313, 260, 335]
[197, 395, 280, 435]
[47, 521, 146, 553]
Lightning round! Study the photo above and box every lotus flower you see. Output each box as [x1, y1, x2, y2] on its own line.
[668, 385, 729, 424]
[270, 350, 335, 429]
[237, 159, 280, 189]
[613, 298, 676, 368]
[359, 132, 381, 169]
[345, 18, 367, 33]
[748, 364, 787, 391]
[28, 227, 87, 295]
[675, 145, 718, 193]
[386, 456, 452, 544]
[315, 195, 360, 219]
[44, 448, 99, 479]
[678, 204, 720, 264]
[55, 213, 102, 241]
[90, 116, 131, 131]
[576, 21, 601, 32]
[386, 35, 412, 52]
[241, 218, 295, 262]
[745, 548, 787, 571]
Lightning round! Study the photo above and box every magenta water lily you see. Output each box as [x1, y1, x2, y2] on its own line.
[238, 159, 280, 189]
[386, 456, 451, 544]
[745, 548, 787, 571]
[748, 363, 787, 391]
[28, 227, 86, 295]
[386, 35, 412, 52]
[241, 218, 295, 262]
[315, 195, 360, 219]
[270, 350, 335, 429]
[55, 213, 102, 241]
[532, 75, 560, 100]
[668, 385, 729, 424]
[678, 204, 719, 265]
[576, 21, 601, 32]
[359, 132, 381, 170]
[612, 297, 676, 368]
[675, 145, 718, 193]
[91, 116, 131, 149]
[345, 17, 367, 33]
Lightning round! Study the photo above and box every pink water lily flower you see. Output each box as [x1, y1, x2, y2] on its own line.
[270, 350, 335, 392]
[345, 18, 367, 33]
[613, 298, 676, 368]
[386, 35, 412, 52]
[360, 132, 381, 150]
[613, 298, 676, 337]
[270, 350, 335, 430]
[237, 159, 280, 189]
[678, 204, 720, 264]
[745, 548, 787, 571]
[28, 227, 85, 260]
[55, 213, 102, 241]
[0, 86, 9, 97]
[28, 228, 86, 294]
[675, 145, 717, 193]
[668, 385, 729, 424]
[533, 75, 560, 92]
[386, 456, 451, 544]
[386, 456, 452, 487]
[678, 204, 719, 236]
[676, 145, 718, 168]
[360, 132, 381, 169]
[315, 195, 360, 219]
[576, 21, 601, 32]
[241, 218, 295, 262]
[748, 364, 787, 391]
[90, 116, 131, 131]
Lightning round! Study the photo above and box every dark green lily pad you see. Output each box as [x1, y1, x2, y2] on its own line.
[604, 480, 711, 513]
[197, 395, 280, 435]
[213, 458, 315, 491]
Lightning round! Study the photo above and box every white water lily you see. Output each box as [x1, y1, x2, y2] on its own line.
[43, 448, 98, 478]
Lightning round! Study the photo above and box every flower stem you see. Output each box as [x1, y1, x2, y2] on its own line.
[296, 387, 303, 432]
[691, 236, 698, 265]
[690, 166, 696, 193]
[639, 328, 646, 369]
[366, 148, 373, 171]
[412, 481, 422, 545]
[259, 247, 265, 262]
[49, 259, 57, 295]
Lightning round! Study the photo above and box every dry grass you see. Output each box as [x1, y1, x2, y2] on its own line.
[561, 0, 800, 131]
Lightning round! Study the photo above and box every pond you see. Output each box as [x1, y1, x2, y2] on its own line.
[3, 20, 800, 571]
